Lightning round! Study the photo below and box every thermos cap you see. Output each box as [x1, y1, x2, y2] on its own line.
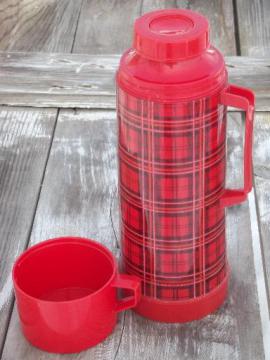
[134, 9, 209, 61]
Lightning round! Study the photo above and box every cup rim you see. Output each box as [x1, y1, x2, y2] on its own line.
[12, 237, 117, 304]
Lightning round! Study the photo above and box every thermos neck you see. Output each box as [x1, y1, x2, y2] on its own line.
[117, 47, 227, 101]
[117, 9, 227, 101]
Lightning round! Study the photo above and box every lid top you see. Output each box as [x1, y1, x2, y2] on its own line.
[149, 14, 194, 36]
[134, 9, 209, 61]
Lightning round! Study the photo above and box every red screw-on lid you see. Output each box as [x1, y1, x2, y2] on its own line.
[133, 9, 209, 61]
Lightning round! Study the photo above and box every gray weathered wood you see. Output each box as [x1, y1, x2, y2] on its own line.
[0, 0, 83, 52]
[250, 115, 270, 359]
[228, 0, 270, 338]
[73, 0, 236, 55]
[1, 109, 121, 360]
[73, 0, 142, 54]
[236, 0, 270, 56]
[1, 112, 265, 359]
[253, 112, 270, 308]
[176, 0, 236, 55]
[0, 107, 57, 353]
[141, 0, 176, 13]
[0, 52, 268, 110]
[253, 112, 270, 180]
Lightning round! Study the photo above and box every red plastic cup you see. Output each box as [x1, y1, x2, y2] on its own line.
[13, 237, 141, 353]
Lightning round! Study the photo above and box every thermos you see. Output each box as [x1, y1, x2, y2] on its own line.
[116, 9, 254, 322]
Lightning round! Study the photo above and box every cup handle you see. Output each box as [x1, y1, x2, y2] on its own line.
[112, 274, 141, 312]
[219, 84, 255, 208]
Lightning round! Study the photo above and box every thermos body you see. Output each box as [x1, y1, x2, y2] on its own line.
[117, 9, 254, 322]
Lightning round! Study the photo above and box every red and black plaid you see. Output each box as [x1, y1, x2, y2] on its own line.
[121, 223, 225, 273]
[118, 87, 228, 300]
[119, 110, 226, 166]
[119, 155, 225, 204]
[121, 197, 225, 242]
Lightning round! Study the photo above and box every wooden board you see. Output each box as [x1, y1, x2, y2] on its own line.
[176, 0, 236, 55]
[73, 0, 236, 55]
[1, 109, 121, 360]
[0, 107, 57, 354]
[236, 0, 270, 56]
[253, 112, 270, 306]
[0, 52, 268, 110]
[141, 0, 176, 13]
[0, 0, 83, 52]
[1, 111, 266, 359]
[73, 0, 142, 54]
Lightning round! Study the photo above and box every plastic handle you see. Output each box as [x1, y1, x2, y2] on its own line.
[219, 84, 255, 208]
[112, 274, 141, 312]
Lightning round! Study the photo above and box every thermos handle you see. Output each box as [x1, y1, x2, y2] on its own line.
[112, 274, 141, 312]
[219, 84, 255, 208]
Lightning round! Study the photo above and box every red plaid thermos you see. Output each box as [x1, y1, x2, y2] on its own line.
[116, 9, 254, 322]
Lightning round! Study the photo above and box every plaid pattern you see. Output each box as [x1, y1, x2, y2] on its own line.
[118, 87, 228, 300]
[121, 197, 225, 241]
[119, 113, 226, 165]
[121, 227, 225, 276]
[124, 261, 227, 300]
[119, 156, 225, 203]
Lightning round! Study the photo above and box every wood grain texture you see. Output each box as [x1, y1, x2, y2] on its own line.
[236, 0, 270, 56]
[253, 112, 270, 180]
[253, 112, 270, 307]
[0, 107, 57, 352]
[1, 109, 121, 360]
[73, 0, 236, 55]
[175, 0, 236, 55]
[0, 0, 83, 52]
[141, 0, 176, 13]
[73, 0, 142, 54]
[1, 112, 265, 359]
[0, 52, 268, 110]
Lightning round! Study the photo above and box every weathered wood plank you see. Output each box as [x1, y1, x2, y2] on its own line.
[253, 112, 270, 310]
[250, 114, 270, 359]
[0, 52, 268, 110]
[73, 0, 142, 54]
[74, 0, 236, 55]
[253, 112, 270, 180]
[236, 0, 270, 56]
[0, 107, 57, 353]
[176, 0, 236, 55]
[1, 112, 266, 359]
[248, 189, 270, 360]
[236, 0, 270, 340]
[1, 109, 121, 360]
[141, 0, 176, 13]
[0, 0, 83, 52]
